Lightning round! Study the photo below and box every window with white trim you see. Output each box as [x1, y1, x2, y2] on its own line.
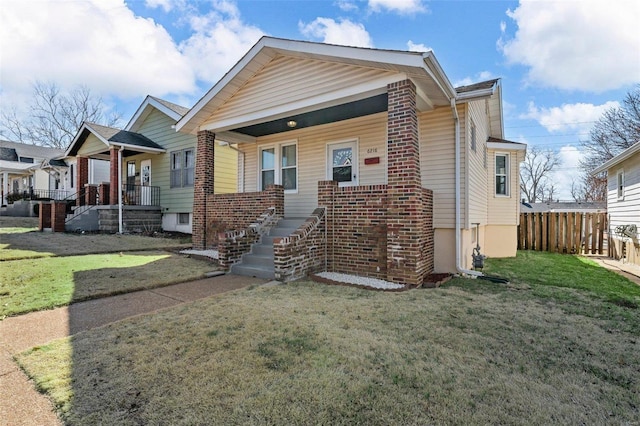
[470, 120, 477, 152]
[617, 169, 625, 199]
[177, 213, 190, 225]
[495, 153, 509, 196]
[259, 142, 297, 192]
[170, 149, 195, 188]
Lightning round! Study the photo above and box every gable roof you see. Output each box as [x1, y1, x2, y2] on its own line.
[592, 141, 640, 174]
[176, 36, 462, 135]
[126, 95, 189, 132]
[486, 136, 527, 151]
[66, 122, 165, 157]
[455, 79, 500, 100]
[0, 140, 64, 160]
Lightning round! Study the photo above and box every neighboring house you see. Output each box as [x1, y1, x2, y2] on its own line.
[61, 96, 237, 233]
[0, 140, 66, 207]
[521, 201, 606, 213]
[592, 141, 640, 265]
[176, 37, 526, 284]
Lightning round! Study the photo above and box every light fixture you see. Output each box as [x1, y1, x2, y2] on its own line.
[286, 120, 297, 128]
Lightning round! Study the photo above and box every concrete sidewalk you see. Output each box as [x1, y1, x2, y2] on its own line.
[587, 255, 640, 286]
[0, 274, 267, 426]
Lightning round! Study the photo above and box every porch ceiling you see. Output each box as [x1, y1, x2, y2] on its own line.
[231, 93, 388, 137]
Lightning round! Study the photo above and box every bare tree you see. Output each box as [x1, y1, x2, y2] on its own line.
[580, 85, 640, 172]
[571, 173, 607, 202]
[520, 146, 560, 203]
[1, 81, 121, 150]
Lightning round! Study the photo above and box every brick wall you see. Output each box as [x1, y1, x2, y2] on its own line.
[204, 184, 284, 249]
[76, 157, 89, 207]
[85, 185, 98, 206]
[192, 130, 215, 250]
[109, 148, 118, 206]
[51, 202, 67, 232]
[274, 208, 326, 282]
[39, 202, 52, 230]
[318, 180, 389, 280]
[99, 183, 110, 206]
[386, 79, 427, 286]
[218, 207, 279, 268]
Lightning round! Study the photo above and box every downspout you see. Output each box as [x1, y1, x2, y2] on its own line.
[118, 145, 124, 234]
[451, 98, 482, 277]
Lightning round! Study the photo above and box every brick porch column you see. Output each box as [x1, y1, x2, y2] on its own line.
[318, 180, 337, 271]
[39, 202, 52, 230]
[193, 130, 215, 250]
[51, 201, 66, 232]
[109, 147, 119, 206]
[76, 156, 89, 207]
[386, 79, 425, 286]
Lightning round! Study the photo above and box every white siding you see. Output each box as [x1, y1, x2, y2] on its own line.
[90, 159, 110, 184]
[241, 113, 387, 217]
[607, 154, 640, 232]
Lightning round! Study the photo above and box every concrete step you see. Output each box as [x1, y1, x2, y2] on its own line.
[277, 218, 307, 228]
[252, 244, 274, 256]
[230, 263, 275, 280]
[269, 227, 299, 237]
[240, 253, 274, 268]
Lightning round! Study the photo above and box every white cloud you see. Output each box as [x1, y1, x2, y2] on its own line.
[523, 101, 620, 133]
[0, 0, 195, 104]
[453, 71, 496, 88]
[368, 0, 427, 14]
[553, 145, 584, 200]
[299, 18, 373, 48]
[407, 40, 431, 52]
[144, 0, 180, 12]
[499, 0, 640, 91]
[335, 0, 359, 12]
[179, 1, 264, 83]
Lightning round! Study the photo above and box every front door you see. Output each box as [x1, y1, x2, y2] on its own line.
[140, 159, 152, 205]
[327, 141, 358, 187]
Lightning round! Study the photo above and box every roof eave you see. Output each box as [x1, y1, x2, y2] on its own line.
[592, 142, 640, 175]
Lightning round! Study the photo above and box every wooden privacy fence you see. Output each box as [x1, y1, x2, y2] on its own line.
[518, 212, 607, 255]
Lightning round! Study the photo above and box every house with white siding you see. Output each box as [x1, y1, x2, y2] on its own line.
[593, 141, 640, 265]
[55, 96, 237, 233]
[177, 37, 526, 285]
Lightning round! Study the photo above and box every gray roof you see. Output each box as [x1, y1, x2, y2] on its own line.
[0, 140, 64, 159]
[455, 79, 500, 94]
[522, 201, 607, 212]
[487, 136, 527, 146]
[109, 130, 163, 150]
[85, 122, 120, 141]
[149, 96, 190, 117]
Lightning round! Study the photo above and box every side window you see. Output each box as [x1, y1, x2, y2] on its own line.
[470, 120, 476, 152]
[281, 144, 297, 191]
[183, 149, 195, 187]
[495, 154, 509, 196]
[260, 148, 275, 191]
[170, 151, 182, 188]
[617, 169, 625, 199]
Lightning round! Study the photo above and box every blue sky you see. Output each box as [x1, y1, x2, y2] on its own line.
[1, 0, 639, 199]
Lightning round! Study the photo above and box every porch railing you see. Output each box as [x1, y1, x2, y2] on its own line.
[122, 184, 160, 206]
[6, 189, 70, 203]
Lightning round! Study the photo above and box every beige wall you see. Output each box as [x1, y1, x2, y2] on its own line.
[487, 148, 523, 226]
[76, 134, 105, 156]
[484, 225, 518, 258]
[240, 112, 387, 217]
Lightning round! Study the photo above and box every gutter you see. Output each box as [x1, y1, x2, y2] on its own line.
[451, 98, 482, 277]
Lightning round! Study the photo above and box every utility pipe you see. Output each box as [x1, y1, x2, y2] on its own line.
[118, 145, 124, 234]
[451, 98, 482, 277]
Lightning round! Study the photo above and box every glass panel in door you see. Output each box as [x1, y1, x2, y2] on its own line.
[328, 142, 357, 187]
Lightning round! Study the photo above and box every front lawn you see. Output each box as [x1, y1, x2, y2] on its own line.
[1, 251, 217, 317]
[17, 252, 640, 425]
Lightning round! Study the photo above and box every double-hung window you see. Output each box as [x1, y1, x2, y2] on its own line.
[495, 154, 509, 196]
[259, 142, 297, 192]
[170, 149, 195, 188]
[617, 169, 625, 199]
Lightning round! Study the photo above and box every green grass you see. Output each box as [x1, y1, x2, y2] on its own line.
[0, 226, 39, 234]
[0, 251, 216, 317]
[15, 251, 640, 425]
[483, 251, 640, 306]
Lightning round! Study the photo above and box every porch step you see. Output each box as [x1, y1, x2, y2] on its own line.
[230, 217, 307, 280]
